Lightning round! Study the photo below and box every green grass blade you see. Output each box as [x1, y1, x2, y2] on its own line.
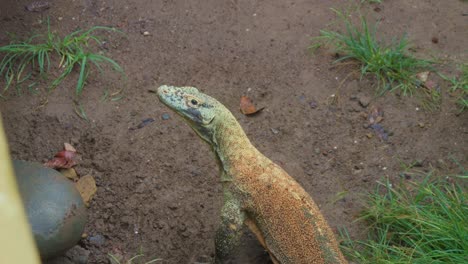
[76, 55, 88, 95]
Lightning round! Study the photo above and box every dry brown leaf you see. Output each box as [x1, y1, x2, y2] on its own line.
[64, 143, 76, 152]
[240, 96, 264, 115]
[75, 175, 97, 207]
[59, 168, 79, 181]
[416, 71, 429, 82]
[368, 106, 384, 125]
[44, 150, 77, 169]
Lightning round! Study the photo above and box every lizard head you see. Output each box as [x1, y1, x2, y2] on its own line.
[157, 85, 218, 143]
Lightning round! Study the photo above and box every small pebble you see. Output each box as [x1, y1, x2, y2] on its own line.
[309, 100, 318, 109]
[162, 113, 170, 120]
[88, 234, 106, 246]
[143, 31, 150, 36]
[270, 128, 279, 134]
[418, 122, 425, 128]
[25, 1, 50, 12]
[358, 95, 371, 108]
[168, 204, 178, 210]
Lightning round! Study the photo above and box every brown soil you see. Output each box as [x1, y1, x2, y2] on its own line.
[1, 0, 467, 263]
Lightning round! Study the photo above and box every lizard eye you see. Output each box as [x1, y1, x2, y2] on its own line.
[185, 96, 202, 108]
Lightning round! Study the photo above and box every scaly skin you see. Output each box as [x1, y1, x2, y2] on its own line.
[158, 85, 347, 264]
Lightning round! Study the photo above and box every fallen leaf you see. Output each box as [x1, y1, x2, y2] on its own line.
[423, 80, 439, 90]
[64, 143, 76, 152]
[75, 175, 97, 207]
[368, 106, 384, 124]
[416, 71, 429, 82]
[240, 96, 264, 115]
[44, 150, 77, 169]
[59, 168, 79, 181]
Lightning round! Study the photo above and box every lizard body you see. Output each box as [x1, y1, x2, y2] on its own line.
[157, 85, 347, 264]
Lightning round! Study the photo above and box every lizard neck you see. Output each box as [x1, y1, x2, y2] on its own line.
[211, 111, 257, 181]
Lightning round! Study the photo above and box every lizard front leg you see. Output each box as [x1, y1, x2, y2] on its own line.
[214, 190, 245, 264]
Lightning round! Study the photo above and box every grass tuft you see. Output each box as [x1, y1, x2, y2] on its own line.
[310, 10, 435, 99]
[341, 173, 468, 263]
[0, 20, 125, 97]
[439, 64, 468, 111]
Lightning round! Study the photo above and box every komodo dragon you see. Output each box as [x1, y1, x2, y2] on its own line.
[157, 85, 347, 264]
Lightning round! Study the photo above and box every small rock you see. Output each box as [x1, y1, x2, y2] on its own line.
[366, 133, 373, 139]
[270, 128, 279, 134]
[418, 122, 425, 128]
[88, 234, 106, 247]
[168, 204, 178, 210]
[358, 95, 371, 108]
[162, 113, 170, 120]
[314, 148, 321, 154]
[143, 31, 150, 36]
[416, 71, 429, 82]
[25, 1, 50, 12]
[309, 100, 318, 109]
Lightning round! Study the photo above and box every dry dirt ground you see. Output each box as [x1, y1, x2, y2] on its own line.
[1, 0, 467, 263]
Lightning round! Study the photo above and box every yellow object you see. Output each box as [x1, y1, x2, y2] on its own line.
[0, 114, 41, 264]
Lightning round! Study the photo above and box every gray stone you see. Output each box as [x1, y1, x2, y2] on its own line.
[162, 113, 171, 120]
[88, 234, 106, 247]
[358, 94, 371, 108]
